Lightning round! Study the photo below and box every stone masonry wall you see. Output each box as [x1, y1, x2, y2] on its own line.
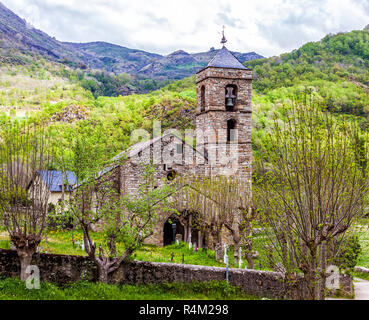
[0, 249, 292, 299]
[117, 134, 207, 246]
[196, 66, 253, 182]
[0, 249, 353, 299]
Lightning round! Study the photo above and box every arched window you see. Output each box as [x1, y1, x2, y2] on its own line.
[225, 85, 237, 111]
[167, 170, 177, 181]
[200, 85, 206, 112]
[227, 119, 237, 143]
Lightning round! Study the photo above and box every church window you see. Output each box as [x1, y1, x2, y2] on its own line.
[167, 170, 177, 181]
[227, 119, 237, 143]
[200, 85, 206, 112]
[177, 144, 183, 154]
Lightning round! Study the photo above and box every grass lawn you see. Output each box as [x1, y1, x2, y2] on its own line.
[0, 228, 269, 270]
[0, 279, 261, 300]
[356, 226, 369, 269]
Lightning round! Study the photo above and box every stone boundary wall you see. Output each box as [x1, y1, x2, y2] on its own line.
[0, 249, 352, 299]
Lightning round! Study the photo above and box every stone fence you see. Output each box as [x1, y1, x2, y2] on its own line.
[0, 249, 352, 300]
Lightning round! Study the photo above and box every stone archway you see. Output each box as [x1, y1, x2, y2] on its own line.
[163, 216, 185, 246]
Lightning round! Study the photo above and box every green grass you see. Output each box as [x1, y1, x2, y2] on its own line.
[0, 278, 260, 300]
[355, 223, 369, 268]
[0, 228, 269, 270]
[353, 271, 369, 281]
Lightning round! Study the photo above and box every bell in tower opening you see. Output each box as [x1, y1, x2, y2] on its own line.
[225, 85, 237, 111]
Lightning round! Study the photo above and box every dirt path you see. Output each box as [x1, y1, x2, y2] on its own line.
[352, 278, 369, 300]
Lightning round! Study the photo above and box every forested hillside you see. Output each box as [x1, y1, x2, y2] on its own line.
[1, 21, 369, 170]
[245, 28, 369, 115]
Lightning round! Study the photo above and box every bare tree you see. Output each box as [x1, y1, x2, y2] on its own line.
[58, 132, 176, 282]
[0, 122, 57, 280]
[77, 164, 175, 283]
[254, 100, 369, 300]
[175, 175, 253, 266]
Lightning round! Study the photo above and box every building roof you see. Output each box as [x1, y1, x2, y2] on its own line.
[96, 131, 208, 180]
[37, 170, 77, 192]
[111, 130, 207, 162]
[201, 46, 248, 71]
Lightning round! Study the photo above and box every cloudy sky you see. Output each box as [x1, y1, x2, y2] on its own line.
[2, 0, 369, 57]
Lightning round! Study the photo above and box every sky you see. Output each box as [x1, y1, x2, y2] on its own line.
[2, 0, 369, 57]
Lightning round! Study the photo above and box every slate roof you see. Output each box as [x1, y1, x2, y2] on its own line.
[201, 46, 248, 71]
[37, 170, 77, 192]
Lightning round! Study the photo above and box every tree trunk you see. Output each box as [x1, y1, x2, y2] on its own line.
[184, 224, 188, 245]
[246, 252, 254, 270]
[234, 243, 239, 266]
[318, 242, 327, 300]
[243, 220, 254, 269]
[304, 247, 319, 300]
[12, 235, 40, 281]
[18, 249, 35, 281]
[214, 243, 223, 261]
[97, 263, 109, 283]
[188, 214, 193, 243]
[108, 235, 117, 257]
[198, 231, 202, 249]
[213, 227, 223, 261]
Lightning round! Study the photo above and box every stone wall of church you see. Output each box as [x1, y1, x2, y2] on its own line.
[196, 67, 253, 114]
[195, 67, 253, 183]
[117, 135, 207, 246]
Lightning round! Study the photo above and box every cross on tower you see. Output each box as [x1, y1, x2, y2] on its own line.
[221, 25, 227, 46]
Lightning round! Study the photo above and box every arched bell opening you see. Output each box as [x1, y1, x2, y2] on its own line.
[225, 85, 238, 111]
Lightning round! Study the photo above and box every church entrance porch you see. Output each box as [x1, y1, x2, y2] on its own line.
[163, 216, 185, 246]
[163, 212, 207, 249]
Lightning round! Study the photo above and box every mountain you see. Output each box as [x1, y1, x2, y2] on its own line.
[63, 41, 162, 74]
[0, 2, 85, 64]
[0, 2, 263, 83]
[66, 45, 263, 80]
[137, 49, 263, 80]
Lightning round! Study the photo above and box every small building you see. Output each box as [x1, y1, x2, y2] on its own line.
[36, 170, 77, 206]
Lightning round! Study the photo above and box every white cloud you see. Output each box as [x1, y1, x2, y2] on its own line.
[2, 0, 369, 57]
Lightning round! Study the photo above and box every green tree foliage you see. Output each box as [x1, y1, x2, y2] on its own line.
[0, 121, 59, 280]
[254, 100, 369, 300]
[245, 30, 369, 116]
[56, 129, 176, 282]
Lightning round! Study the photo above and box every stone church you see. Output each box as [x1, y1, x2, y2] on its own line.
[100, 41, 253, 248]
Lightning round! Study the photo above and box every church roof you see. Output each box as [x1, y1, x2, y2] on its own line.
[205, 46, 248, 70]
[96, 131, 208, 180]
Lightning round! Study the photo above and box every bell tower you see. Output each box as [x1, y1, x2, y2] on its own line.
[195, 34, 253, 182]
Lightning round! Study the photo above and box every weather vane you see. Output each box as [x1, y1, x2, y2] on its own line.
[221, 25, 227, 46]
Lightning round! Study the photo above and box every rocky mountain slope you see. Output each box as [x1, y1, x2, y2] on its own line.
[0, 2, 263, 81]
[137, 49, 263, 80]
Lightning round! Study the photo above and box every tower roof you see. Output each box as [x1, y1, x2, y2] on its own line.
[205, 46, 248, 70]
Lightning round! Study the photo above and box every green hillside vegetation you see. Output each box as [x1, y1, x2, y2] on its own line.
[245, 29, 369, 116]
[0, 29, 368, 172]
